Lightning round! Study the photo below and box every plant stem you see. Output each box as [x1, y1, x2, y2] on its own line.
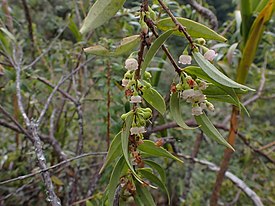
[210, 106, 239, 206]
[157, 0, 195, 49]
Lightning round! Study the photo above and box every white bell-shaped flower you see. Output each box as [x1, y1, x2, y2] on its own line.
[125, 58, 138, 71]
[178, 54, 192, 65]
[204, 50, 217, 61]
[130, 95, 142, 103]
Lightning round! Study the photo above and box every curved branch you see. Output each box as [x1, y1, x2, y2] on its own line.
[186, 0, 218, 31]
[178, 154, 264, 206]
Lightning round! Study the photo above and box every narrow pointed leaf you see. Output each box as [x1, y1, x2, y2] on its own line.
[138, 140, 183, 163]
[121, 112, 144, 184]
[157, 17, 227, 42]
[84, 45, 111, 56]
[141, 29, 174, 77]
[134, 181, 156, 206]
[170, 92, 195, 129]
[144, 160, 166, 183]
[237, 0, 274, 83]
[138, 169, 170, 204]
[99, 132, 122, 174]
[142, 86, 166, 115]
[193, 52, 254, 91]
[108, 156, 127, 205]
[80, 0, 126, 34]
[195, 113, 234, 151]
[113, 35, 140, 56]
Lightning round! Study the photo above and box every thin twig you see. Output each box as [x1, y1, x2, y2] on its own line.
[186, 0, 218, 30]
[0, 105, 33, 141]
[24, 24, 68, 70]
[177, 154, 264, 206]
[0, 152, 107, 186]
[21, 0, 35, 60]
[37, 77, 65, 125]
[29, 121, 61, 205]
[244, 68, 266, 106]
[157, 0, 194, 48]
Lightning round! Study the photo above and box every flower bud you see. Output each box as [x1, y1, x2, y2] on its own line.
[122, 79, 129, 87]
[130, 95, 142, 103]
[144, 71, 152, 80]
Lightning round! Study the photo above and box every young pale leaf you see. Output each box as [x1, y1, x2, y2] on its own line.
[80, 0, 126, 34]
[84, 35, 140, 57]
[170, 92, 196, 130]
[138, 140, 183, 163]
[113, 35, 140, 56]
[84, 45, 111, 56]
[108, 156, 127, 205]
[144, 160, 166, 183]
[138, 169, 170, 204]
[99, 132, 122, 174]
[157, 17, 227, 42]
[141, 29, 174, 78]
[141, 86, 166, 115]
[134, 181, 156, 206]
[121, 112, 144, 184]
[192, 52, 254, 91]
[194, 113, 234, 151]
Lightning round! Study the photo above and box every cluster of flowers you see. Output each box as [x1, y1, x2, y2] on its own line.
[175, 50, 216, 116]
[121, 58, 153, 135]
[176, 76, 214, 116]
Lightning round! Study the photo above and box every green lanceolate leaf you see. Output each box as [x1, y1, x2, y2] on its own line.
[144, 160, 166, 183]
[157, 17, 227, 42]
[84, 35, 140, 57]
[141, 29, 174, 78]
[84, 45, 111, 56]
[80, 0, 126, 34]
[138, 140, 183, 163]
[170, 92, 195, 129]
[134, 181, 156, 206]
[194, 113, 234, 151]
[237, 0, 274, 83]
[192, 52, 254, 91]
[141, 86, 166, 115]
[99, 131, 122, 174]
[121, 112, 144, 184]
[138, 169, 170, 204]
[68, 18, 82, 42]
[108, 156, 127, 205]
[114, 35, 140, 56]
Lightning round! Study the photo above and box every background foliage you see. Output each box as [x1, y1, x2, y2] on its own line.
[0, 0, 274, 205]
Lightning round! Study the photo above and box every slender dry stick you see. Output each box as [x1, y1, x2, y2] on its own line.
[210, 106, 239, 206]
[0, 152, 106, 186]
[21, 0, 35, 60]
[210, 55, 268, 206]
[2, 0, 14, 31]
[177, 154, 264, 206]
[157, 0, 194, 49]
[12, 49, 61, 206]
[186, 0, 218, 30]
[144, 16, 182, 75]
[182, 132, 204, 200]
[24, 24, 68, 70]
